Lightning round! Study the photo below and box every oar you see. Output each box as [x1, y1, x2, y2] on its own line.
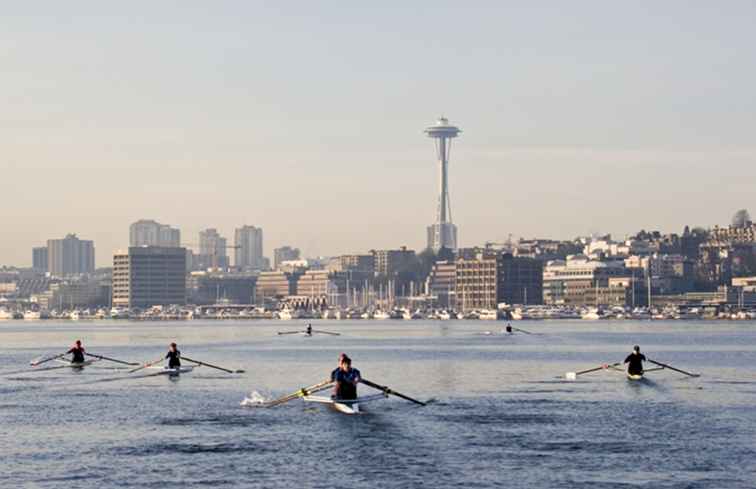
[311, 329, 341, 336]
[85, 352, 139, 366]
[30, 352, 67, 366]
[264, 379, 334, 408]
[360, 378, 426, 406]
[644, 367, 665, 372]
[564, 362, 621, 380]
[277, 331, 303, 336]
[648, 359, 700, 378]
[181, 356, 244, 374]
[129, 356, 164, 373]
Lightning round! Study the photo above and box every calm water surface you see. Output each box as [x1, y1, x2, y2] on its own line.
[1, 320, 755, 488]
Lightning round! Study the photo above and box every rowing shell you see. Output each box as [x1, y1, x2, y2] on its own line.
[626, 372, 644, 381]
[303, 393, 388, 415]
[146, 365, 195, 375]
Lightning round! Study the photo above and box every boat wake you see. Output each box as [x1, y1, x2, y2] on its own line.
[240, 390, 267, 407]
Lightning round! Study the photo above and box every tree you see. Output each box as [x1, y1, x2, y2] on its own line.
[732, 209, 752, 228]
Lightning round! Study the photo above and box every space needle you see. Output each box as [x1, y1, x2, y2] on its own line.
[425, 117, 461, 252]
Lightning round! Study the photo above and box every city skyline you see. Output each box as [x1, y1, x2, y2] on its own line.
[3, 3, 756, 267]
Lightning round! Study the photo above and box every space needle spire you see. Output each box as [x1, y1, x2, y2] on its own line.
[425, 116, 461, 252]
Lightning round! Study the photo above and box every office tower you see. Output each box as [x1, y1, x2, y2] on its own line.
[198, 228, 229, 269]
[112, 247, 186, 308]
[47, 234, 95, 277]
[235, 225, 264, 270]
[33, 246, 49, 273]
[129, 219, 181, 247]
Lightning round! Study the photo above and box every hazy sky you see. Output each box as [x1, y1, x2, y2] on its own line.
[2, 2, 755, 266]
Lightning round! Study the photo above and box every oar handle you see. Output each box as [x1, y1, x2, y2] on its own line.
[648, 359, 699, 377]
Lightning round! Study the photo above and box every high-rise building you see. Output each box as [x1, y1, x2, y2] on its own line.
[425, 117, 461, 252]
[47, 234, 95, 277]
[129, 219, 181, 247]
[274, 246, 301, 269]
[235, 225, 264, 270]
[32, 247, 49, 273]
[198, 228, 229, 269]
[112, 247, 186, 308]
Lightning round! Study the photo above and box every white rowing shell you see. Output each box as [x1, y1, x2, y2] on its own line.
[303, 393, 388, 415]
[146, 365, 195, 375]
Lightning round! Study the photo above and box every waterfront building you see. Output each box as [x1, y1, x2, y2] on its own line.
[188, 273, 257, 305]
[542, 255, 629, 305]
[497, 254, 543, 306]
[32, 247, 48, 273]
[373, 247, 416, 277]
[274, 246, 301, 270]
[112, 247, 186, 308]
[34, 280, 107, 310]
[428, 260, 457, 309]
[234, 225, 264, 271]
[328, 254, 375, 273]
[129, 219, 181, 247]
[455, 254, 497, 311]
[47, 234, 95, 277]
[197, 228, 229, 270]
[425, 117, 461, 252]
[255, 271, 297, 304]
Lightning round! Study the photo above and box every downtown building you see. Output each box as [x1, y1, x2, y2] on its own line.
[235, 225, 265, 271]
[46, 234, 95, 277]
[129, 219, 181, 247]
[197, 228, 229, 270]
[112, 247, 187, 308]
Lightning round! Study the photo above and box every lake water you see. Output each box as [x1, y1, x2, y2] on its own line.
[2, 320, 755, 488]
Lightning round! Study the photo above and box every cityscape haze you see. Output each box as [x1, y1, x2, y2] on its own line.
[2, 3, 755, 267]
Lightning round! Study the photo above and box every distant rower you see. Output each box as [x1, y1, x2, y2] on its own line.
[306, 323, 313, 336]
[624, 345, 646, 376]
[166, 342, 181, 368]
[505, 323, 513, 334]
[333, 355, 361, 401]
[67, 340, 86, 364]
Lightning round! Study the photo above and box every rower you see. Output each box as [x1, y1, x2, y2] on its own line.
[332, 355, 361, 401]
[306, 323, 313, 336]
[505, 323, 513, 334]
[67, 340, 86, 364]
[624, 345, 646, 376]
[331, 353, 346, 381]
[165, 342, 181, 368]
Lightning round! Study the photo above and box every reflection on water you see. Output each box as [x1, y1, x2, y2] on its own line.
[1, 320, 756, 488]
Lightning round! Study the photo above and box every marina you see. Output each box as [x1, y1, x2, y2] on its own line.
[2, 319, 756, 488]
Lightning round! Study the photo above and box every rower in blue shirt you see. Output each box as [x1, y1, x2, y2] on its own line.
[333, 355, 361, 401]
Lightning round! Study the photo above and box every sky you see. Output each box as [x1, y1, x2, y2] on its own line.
[2, 1, 755, 267]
